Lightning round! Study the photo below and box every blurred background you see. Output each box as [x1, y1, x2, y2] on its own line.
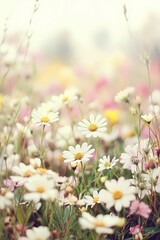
[0, 0, 160, 98]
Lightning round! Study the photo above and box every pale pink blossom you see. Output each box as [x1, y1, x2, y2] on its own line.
[129, 200, 151, 219]
[130, 225, 143, 240]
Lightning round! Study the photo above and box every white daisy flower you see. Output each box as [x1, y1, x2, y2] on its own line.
[24, 175, 58, 203]
[78, 114, 107, 138]
[31, 106, 59, 127]
[79, 212, 125, 234]
[120, 144, 143, 173]
[11, 163, 37, 184]
[99, 177, 136, 212]
[98, 155, 118, 172]
[52, 88, 79, 106]
[19, 226, 50, 240]
[142, 167, 160, 193]
[40, 100, 61, 113]
[0, 188, 14, 209]
[84, 190, 101, 208]
[115, 87, 135, 103]
[141, 113, 154, 124]
[63, 142, 95, 164]
[129, 176, 151, 199]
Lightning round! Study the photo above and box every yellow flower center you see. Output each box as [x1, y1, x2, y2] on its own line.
[36, 186, 45, 193]
[93, 197, 99, 203]
[94, 220, 105, 227]
[74, 152, 84, 160]
[41, 116, 49, 123]
[88, 123, 97, 132]
[62, 95, 69, 102]
[113, 190, 123, 200]
[37, 167, 46, 174]
[105, 161, 111, 167]
[24, 170, 32, 177]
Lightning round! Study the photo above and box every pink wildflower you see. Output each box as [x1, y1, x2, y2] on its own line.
[129, 200, 151, 219]
[130, 225, 143, 240]
[3, 179, 18, 191]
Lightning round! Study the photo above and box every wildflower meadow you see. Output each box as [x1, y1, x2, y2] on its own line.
[0, 1, 160, 240]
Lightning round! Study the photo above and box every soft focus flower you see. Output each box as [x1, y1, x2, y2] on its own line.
[58, 87, 79, 105]
[63, 142, 95, 164]
[24, 175, 57, 203]
[79, 212, 125, 234]
[99, 177, 136, 212]
[120, 144, 143, 173]
[78, 114, 107, 138]
[84, 190, 101, 208]
[31, 106, 59, 126]
[129, 200, 151, 218]
[104, 109, 120, 125]
[11, 163, 37, 184]
[19, 226, 50, 240]
[98, 155, 118, 172]
[130, 225, 143, 240]
[115, 87, 135, 103]
[149, 90, 160, 105]
[0, 187, 14, 209]
[3, 179, 18, 191]
[41, 100, 61, 113]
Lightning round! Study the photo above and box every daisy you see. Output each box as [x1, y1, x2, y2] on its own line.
[58, 87, 79, 105]
[99, 177, 136, 212]
[98, 155, 118, 172]
[24, 175, 58, 202]
[129, 177, 151, 199]
[0, 188, 14, 209]
[79, 212, 125, 234]
[31, 106, 59, 127]
[84, 190, 101, 208]
[19, 226, 50, 240]
[142, 167, 160, 193]
[120, 144, 143, 173]
[40, 100, 61, 113]
[11, 163, 37, 184]
[115, 87, 135, 103]
[78, 114, 107, 138]
[63, 142, 95, 164]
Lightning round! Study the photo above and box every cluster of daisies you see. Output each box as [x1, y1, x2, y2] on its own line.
[0, 86, 160, 239]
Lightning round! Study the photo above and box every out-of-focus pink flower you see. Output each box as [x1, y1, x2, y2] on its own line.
[3, 179, 18, 191]
[137, 84, 149, 97]
[19, 107, 32, 123]
[103, 100, 117, 109]
[96, 77, 108, 90]
[130, 225, 143, 239]
[46, 83, 63, 95]
[129, 200, 151, 219]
